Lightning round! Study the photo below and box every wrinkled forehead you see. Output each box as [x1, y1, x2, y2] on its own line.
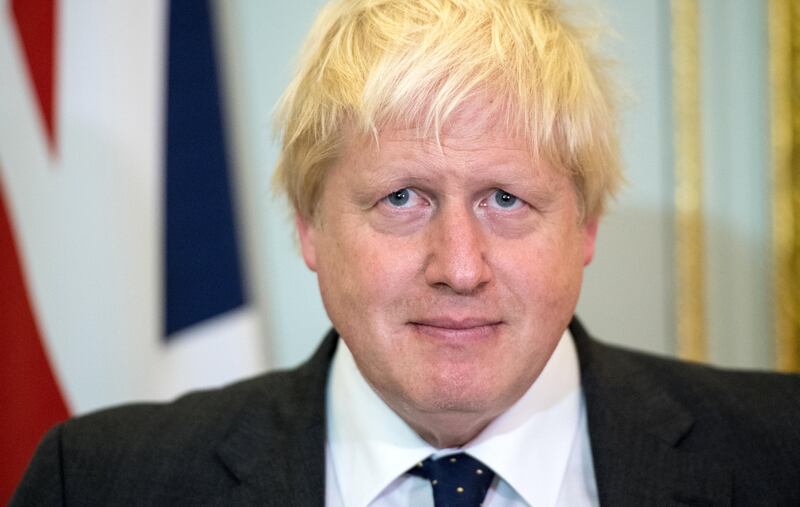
[347, 94, 537, 159]
[326, 102, 577, 206]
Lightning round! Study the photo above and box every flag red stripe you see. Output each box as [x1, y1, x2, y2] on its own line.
[11, 0, 57, 153]
[0, 177, 69, 503]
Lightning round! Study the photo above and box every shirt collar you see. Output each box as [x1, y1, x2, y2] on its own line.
[327, 330, 583, 507]
[463, 330, 583, 507]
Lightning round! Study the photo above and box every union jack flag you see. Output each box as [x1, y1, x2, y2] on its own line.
[0, 1, 267, 500]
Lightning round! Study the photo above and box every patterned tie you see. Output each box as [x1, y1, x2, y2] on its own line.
[408, 452, 496, 506]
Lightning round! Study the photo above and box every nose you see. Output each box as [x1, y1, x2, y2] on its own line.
[424, 204, 492, 294]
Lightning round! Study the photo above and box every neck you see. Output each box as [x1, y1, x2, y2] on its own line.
[396, 406, 502, 449]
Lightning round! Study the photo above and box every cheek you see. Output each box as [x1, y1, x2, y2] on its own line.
[316, 227, 423, 312]
[494, 231, 585, 304]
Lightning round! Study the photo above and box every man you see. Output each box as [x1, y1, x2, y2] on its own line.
[12, 0, 800, 505]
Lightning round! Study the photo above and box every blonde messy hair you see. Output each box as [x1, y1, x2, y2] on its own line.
[274, 0, 622, 222]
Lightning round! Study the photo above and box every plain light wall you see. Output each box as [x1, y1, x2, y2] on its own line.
[700, 0, 772, 369]
[216, 0, 332, 370]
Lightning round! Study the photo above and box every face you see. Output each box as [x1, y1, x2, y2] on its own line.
[297, 100, 598, 436]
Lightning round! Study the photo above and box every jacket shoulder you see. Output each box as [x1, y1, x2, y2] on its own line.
[570, 316, 800, 427]
[13, 368, 306, 506]
[62, 372, 269, 452]
[585, 338, 800, 492]
[594, 341, 800, 426]
[13, 332, 337, 506]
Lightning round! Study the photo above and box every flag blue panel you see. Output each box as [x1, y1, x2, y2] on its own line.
[163, 0, 245, 338]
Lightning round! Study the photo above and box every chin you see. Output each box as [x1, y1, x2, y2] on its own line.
[409, 379, 511, 416]
[427, 397, 501, 416]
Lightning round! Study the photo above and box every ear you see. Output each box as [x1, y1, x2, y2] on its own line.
[582, 217, 599, 266]
[295, 212, 319, 272]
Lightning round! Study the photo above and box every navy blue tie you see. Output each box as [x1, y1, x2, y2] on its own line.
[408, 453, 496, 506]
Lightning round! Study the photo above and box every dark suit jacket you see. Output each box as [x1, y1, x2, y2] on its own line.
[12, 319, 800, 506]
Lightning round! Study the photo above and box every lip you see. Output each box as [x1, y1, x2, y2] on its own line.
[409, 318, 503, 341]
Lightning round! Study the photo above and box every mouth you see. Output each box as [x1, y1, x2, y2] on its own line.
[408, 318, 503, 341]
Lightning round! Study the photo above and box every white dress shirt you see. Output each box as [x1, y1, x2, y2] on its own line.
[325, 330, 599, 507]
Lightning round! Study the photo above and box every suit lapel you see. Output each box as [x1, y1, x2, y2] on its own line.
[209, 330, 339, 506]
[571, 319, 731, 506]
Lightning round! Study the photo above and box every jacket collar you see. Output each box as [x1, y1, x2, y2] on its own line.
[211, 329, 338, 506]
[570, 319, 731, 506]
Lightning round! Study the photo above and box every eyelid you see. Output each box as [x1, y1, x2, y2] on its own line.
[483, 188, 526, 211]
[379, 187, 428, 209]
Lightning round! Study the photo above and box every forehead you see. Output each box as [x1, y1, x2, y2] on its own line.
[374, 94, 517, 142]
[335, 131, 534, 192]
[350, 96, 528, 157]
[336, 98, 558, 186]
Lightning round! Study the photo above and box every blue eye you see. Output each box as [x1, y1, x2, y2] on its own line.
[386, 188, 411, 207]
[493, 190, 519, 208]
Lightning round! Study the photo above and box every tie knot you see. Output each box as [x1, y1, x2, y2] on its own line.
[408, 453, 496, 506]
